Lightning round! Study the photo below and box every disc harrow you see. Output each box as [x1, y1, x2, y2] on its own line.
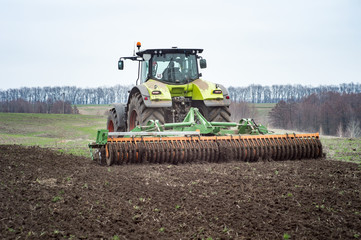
[91, 133, 322, 165]
[89, 108, 323, 166]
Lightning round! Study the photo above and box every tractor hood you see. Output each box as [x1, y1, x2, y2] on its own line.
[140, 79, 231, 107]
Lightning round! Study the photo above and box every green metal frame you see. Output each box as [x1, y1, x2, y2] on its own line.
[88, 129, 108, 160]
[133, 108, 271, 135]
[91, 108, 271, 144]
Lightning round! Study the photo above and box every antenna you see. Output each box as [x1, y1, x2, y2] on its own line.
[133, 41, 136, 56]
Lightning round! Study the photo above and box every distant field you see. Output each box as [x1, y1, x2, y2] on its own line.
[248, 103, 276, 125]
[76, 104, 112, 115]
[0, 112, 106, 156]
[252, 102, 275, 118]
[251, 103, 277, 109]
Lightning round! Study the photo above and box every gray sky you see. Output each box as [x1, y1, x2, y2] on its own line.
[1, 0, 360, 90]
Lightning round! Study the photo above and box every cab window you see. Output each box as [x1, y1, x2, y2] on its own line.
[151, 53, 198, 84]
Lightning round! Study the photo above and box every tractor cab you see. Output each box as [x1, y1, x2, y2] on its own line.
[118, 44, 206, 85]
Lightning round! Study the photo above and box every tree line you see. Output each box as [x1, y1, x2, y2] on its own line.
[229, 82, 361, 103]
[0, 83, 360, 105]
[0, 85, 131, 105]
[0, 99, 79, 114]
[269, 92, 361, 137]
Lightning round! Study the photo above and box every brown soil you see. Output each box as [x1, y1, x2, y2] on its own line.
[0, 145, 360, 239]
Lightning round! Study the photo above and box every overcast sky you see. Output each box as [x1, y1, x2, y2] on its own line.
[1, 0, 360, 90]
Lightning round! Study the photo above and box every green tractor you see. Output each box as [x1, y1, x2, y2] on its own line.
[107, 42, 231, 132]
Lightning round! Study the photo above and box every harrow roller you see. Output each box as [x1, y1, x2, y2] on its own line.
[89, 108, 323, 166]
[93, 134, 322, 165]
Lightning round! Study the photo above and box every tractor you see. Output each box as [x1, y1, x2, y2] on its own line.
[107, 42, 231, 132]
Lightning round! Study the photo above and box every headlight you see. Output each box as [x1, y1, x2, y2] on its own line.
[152, 90, 162, 95]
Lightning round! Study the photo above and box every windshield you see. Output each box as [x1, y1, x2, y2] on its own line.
[150, 53, 198, 83]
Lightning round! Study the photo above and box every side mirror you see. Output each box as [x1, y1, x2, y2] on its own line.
[200, 59, 207, 69]
[118, 60, 124, 70]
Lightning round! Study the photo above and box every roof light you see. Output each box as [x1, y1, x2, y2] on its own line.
[136, 42, 141, 50]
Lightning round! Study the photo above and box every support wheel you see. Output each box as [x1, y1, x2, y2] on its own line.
[96, 146, 106, 165]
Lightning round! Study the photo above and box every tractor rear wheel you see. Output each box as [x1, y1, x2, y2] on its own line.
[196, 102, 231, 122]
[127, 92, 165, 131]
[107, 108, 125, 132]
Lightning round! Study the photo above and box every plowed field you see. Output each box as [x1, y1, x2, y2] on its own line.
[0, 145, 360, 239]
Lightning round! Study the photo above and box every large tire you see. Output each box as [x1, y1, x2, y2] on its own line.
[195, 102, 231, 122]
[127, 92, 165, 131]
[107, 108, 125, 132]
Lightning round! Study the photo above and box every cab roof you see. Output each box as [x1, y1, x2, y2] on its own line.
[136, 48, 203, 57]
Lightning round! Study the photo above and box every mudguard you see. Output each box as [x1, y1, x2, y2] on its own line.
[191, 80, 231, 107]
[128, 85, 172, 108]
[203, 83, 231, 107]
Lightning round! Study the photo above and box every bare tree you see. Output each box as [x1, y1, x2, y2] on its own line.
[346, 119, 361, 138]
[336, 123, 344, 137]
[268, 92, 361, 136]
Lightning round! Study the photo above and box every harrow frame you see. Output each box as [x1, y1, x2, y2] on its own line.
[89, 108, 322, 165]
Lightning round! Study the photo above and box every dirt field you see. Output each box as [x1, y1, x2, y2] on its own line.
[0, 145, 360, 239]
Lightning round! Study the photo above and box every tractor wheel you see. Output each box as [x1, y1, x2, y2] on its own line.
[196, 102, 231, 122]
[127, 92, 165, 131]
[107, 108, 125, 132]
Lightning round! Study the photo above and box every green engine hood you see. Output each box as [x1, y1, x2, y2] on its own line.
[143, 79, 227, 101]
